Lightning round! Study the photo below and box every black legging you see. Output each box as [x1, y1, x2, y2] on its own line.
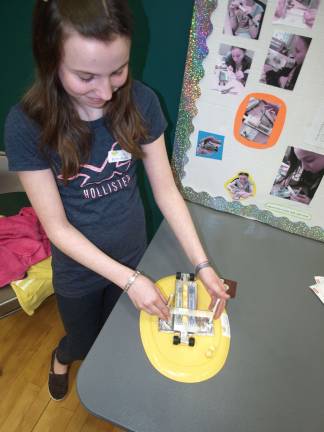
[55, 283, 123, 364]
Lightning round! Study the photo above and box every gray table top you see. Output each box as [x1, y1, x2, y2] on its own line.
[77, 202, 324, 432]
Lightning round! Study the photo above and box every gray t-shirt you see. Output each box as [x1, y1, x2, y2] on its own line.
[5, 80, 167, 296]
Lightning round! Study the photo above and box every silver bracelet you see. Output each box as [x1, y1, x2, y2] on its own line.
[124, 270, 141, 293]
[195, 260, 211, 275]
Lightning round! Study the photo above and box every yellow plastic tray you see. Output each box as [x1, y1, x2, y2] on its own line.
[140, 275, 231, 383]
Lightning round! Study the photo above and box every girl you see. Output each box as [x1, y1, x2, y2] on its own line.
[5, 0, 229, 401]
[265, 35, 311, 91]
[272, 147, 324, 204]
[228, 0, 265, 40]
[225, 46, 252, 86]
[227, 172, 253, 201]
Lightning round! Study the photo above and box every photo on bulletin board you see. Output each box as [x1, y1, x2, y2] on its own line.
[223, 0, 268, 40]
[260, 31, 312, 91]
[196, 131, 225, 160]
[225, 171, 256, 201]
[237, 96, 280, 145]
[270, 146, 324, 205]
[211, 44, 254, 95]
[172, 0, 324, 242]
[273, 0, 321, 29]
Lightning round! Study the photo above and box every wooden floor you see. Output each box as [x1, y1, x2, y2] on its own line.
[0, 296, 123, 432]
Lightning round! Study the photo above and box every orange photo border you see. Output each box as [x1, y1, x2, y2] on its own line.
[234, 93, 287, 149]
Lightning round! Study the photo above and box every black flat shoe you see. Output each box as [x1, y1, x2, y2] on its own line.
[48, 349, 70, 401]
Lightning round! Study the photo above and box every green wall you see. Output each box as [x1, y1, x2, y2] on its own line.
[0, 0, 194, 235]
[129, 0, 194, 237]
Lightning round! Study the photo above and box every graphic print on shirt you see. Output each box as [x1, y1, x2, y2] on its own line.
[57, 141, 132, 200]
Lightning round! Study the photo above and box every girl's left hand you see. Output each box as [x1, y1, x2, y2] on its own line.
[197, 266, 230, 319]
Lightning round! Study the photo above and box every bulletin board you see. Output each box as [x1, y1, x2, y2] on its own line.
[172, 0, 324, 242]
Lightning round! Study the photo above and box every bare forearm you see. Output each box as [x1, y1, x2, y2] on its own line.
[142, 137, 211, 268]
[46, 222, 132, 288]
[155, 187, 208, 267]
[17, 170, 137, 293]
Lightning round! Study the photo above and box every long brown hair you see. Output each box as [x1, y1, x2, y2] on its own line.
[22, 0, 148, 183]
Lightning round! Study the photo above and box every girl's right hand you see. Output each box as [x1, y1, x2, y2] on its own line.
[126, 274, 170, 321]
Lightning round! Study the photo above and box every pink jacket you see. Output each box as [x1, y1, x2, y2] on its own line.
[0, 207, 51, 287]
